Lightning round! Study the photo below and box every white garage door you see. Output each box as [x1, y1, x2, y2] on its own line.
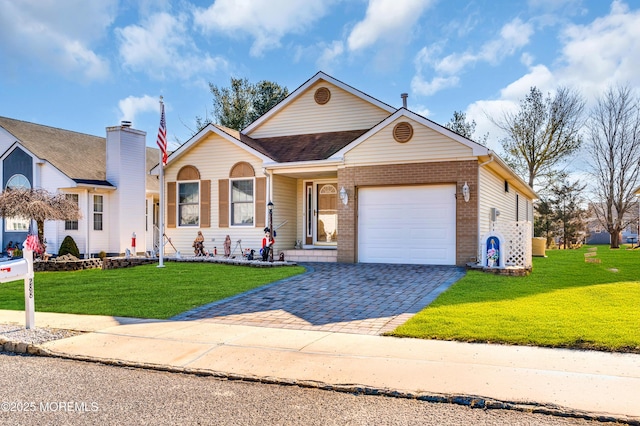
[358, 185, 456, 265]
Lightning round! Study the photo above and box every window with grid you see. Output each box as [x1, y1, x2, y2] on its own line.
[65, 194, 79, 230]
[93, 195, 103, 231]
[231, 179, 254, 226]
[178, 181, 199, 226]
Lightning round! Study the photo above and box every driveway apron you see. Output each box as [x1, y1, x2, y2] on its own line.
[172, 263, 466, 335]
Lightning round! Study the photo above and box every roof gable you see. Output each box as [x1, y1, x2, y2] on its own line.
[151, 123, 271, 174]
[331, 108, 490, 159]
[0, 116, 106, 181]
[244, 72, 396, 138]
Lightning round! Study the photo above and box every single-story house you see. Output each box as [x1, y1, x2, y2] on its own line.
[0, 116, 158, 257]
[152, 72, 537, 267]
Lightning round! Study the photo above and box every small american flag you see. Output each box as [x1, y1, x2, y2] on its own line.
[157, 99, 168, 166]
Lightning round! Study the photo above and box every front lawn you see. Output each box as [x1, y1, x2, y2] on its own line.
[0, 262, 305, 319]
[390, 246, 640, 353]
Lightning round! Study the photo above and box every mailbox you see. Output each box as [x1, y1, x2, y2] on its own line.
[0, 258, 29, 284]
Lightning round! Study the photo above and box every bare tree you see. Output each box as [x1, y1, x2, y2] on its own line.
[0, 188, 81, 245]
[587, 85, 640, 248]
[493, 86, 585, 189]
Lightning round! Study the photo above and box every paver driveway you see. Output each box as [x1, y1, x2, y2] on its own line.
[172, 263, 466, 335]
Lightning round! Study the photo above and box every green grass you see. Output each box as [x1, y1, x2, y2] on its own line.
[390, 246, 640, 353]
[0, 262, 305, 319]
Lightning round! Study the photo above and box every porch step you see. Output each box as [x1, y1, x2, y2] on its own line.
[282, 249, 337, 263]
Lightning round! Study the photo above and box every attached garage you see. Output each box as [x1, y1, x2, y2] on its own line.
[357, 184, 456, 265]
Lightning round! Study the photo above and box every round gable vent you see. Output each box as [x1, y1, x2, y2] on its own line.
[393, 121, 413, 143]
[314, 87, 331, 105]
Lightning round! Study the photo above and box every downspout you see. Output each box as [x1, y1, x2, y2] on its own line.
[478, 151, 494, 168]
[85, 188, 91, 259]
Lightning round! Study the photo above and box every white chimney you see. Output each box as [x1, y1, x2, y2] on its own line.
[106, 124, 147, 255]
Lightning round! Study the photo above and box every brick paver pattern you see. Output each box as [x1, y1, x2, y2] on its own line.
[172, 263, 466, 335]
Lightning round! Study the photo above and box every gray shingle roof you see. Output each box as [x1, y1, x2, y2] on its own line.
[0, 116, 106, 181]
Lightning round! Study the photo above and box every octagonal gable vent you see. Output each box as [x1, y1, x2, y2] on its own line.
[314, 87, 331, 105]
[393, 121, 413, 143]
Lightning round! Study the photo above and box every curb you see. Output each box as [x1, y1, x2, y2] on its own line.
[1, 338, 638, 425]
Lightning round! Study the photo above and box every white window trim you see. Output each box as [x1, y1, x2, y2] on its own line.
[230, 177, 255, 227]
[93, 195, 104, 231]
[65, 193, 80, 231]
[177, 180, 200, 228]
[4, 174, 31, 233]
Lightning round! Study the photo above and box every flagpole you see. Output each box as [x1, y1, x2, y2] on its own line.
[158, 96, 165, 268]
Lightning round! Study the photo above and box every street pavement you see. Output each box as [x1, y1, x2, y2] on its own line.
[1, 262, 639, 423]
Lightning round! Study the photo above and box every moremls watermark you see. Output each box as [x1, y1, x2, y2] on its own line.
[1, 401, 99, 413]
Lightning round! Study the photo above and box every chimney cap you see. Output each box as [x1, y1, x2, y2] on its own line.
[400, 93, 408, 108]
[121, 120, 132, 127]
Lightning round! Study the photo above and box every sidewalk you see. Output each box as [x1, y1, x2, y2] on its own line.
[1, 310, 639, 422]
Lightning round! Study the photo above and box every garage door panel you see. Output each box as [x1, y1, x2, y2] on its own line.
[358, 185, 456, 265]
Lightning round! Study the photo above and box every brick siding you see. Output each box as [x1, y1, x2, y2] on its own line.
[337, 161, 479, 266]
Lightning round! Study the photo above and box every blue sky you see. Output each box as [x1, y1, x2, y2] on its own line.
[1, 0, 638, 156]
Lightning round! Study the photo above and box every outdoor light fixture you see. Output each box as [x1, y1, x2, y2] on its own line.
[462, 182, 470, 202]
[267, 201, 274, 211]
[339, 186, 348, 205]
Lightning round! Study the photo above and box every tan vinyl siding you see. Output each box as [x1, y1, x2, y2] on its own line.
[248, 81, 390, 138]
[271, 174, 298, 251]
[344, 117, 474, 166]
[479, 166, 518, 238]
[163, 134, 266, 254]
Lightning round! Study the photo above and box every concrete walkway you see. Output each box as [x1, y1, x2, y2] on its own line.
[1, 309, 639, 422]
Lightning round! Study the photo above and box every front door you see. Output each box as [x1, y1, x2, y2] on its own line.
[305, 181, 338, 246]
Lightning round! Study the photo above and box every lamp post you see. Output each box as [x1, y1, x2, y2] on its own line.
[268, 201, 274, 262]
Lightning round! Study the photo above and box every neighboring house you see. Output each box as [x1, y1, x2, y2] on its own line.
[584, 201, 640, 245]
[0, 116, 158, 257]
[152, 72, 537, 266]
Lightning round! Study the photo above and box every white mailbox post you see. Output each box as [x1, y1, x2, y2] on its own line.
[0, 241, 35, 329]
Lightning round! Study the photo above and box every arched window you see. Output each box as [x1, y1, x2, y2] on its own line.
[229, 162, 255, 226]
[177, 166, 201, 226]
[5, 174, 31, 231]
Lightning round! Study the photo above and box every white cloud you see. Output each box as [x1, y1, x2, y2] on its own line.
[347, 0, 435, 51]
[464, 64, 555, 152]
[118, 95, 160, 125]
[116, 12, 227, 81]
[411, 75, 460, 96]
[193, 0, 332, 57]
[0, 0, 114, 81]
[412, 17, 534, 97]
[554, 0, 640, 101]
[316, 41, 345, 72]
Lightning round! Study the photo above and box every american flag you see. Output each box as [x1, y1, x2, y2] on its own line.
[157, 99, 168, 166]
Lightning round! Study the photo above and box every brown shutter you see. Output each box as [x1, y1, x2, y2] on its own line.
[255, 177, 266, 228]
[218, 179, 229, 228]
[167, 181, 176, 228]
[200, 180, 211, 228]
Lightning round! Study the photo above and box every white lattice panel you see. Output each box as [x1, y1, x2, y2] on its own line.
[490, 220, 532, 268]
